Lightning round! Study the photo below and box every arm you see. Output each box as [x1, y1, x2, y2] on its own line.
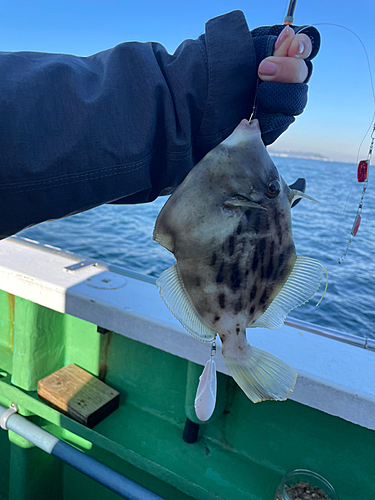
[0, 11, 319, 239]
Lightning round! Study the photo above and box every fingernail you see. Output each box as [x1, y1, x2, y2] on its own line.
[259, 60, 278, 76]
[274, 25, 292, 50]
[294, 40, 306, 59]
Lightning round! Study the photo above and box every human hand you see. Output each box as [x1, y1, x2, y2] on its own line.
[258, 25, 312, 83]
[249, 23, 320, 144]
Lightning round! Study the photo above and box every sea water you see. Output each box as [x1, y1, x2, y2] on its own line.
[20, 157, 375, 339]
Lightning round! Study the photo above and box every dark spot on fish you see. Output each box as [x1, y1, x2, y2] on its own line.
[272, 266, 281, 283]
[266, 260, 274, 280]
[235, 299, 242, 314]
[236, 223, 242, 235]
[249, 305, 255, 315]
[250, 285, 257, 301]
[253, 212, 261, 234]
[230, 262, 241, 291]
[245, 269, 249, 278]
[235, 324, 240, 335]
[214, 315, 220, 323]
[258, 238, 267, 266]
[252, 250, 259, 273]
[228, 236, 235, 256]
[280, 245, 295, 270]
[221, 334, 226, 343]
[238, 345, 243, 351]
[260, 265, 265, 280]
[278, 229, 283, 245]
[259, 238, 266, 257]
[274, 209, 280, 227]
[210, 252, 217, 266]
[285, 243, 295, 256]
[216, 263, 224, 283]
[269, 241, 274, 258]
[274, 253, 290, 283]
[196, 277, 201, 287]
[259, 289, 268, 305]
[266, 242, 275, 279]
[218, 293, 226, 309]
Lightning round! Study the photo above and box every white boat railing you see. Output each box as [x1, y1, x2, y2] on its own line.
[9, 236, 375, 353]
[285, 318, 375, 352]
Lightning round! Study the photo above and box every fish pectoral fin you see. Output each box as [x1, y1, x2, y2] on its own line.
[251, 256, 327, 330]
[223, 344, 297, 403]
[156, 264, 217, 342]
[224, 197, 267, 210]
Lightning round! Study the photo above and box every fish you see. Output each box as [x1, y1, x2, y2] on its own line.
[153, 118, 326, 403]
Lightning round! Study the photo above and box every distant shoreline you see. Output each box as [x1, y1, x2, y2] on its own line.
[268, 152, 353, 164]
[269, 151, 332, 162]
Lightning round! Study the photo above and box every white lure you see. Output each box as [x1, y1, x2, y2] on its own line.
[194, 358, 217, 422]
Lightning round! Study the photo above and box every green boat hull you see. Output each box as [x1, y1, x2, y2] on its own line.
[0, 292, 373, 500]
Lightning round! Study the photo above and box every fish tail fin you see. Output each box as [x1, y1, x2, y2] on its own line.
[222, 344, 297, 403]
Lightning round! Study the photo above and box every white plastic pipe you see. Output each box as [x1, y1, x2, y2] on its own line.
[0, 404, 165, 500]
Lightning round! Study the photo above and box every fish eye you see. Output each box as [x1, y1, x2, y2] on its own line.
[266, 179, 281, 198]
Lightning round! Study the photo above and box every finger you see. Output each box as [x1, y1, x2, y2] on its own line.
[287, 34, 312, 59]
[258, 56, 308, 83]
[273, 26, 295, 57]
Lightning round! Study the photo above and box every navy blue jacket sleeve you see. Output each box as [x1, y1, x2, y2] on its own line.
[0, 11, 317, 239]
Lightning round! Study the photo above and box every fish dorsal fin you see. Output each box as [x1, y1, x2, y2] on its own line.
[251, 256, 327, 330]
[156, 264, 217, 342]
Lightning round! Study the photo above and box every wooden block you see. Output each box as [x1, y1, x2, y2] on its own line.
[38, 364, 120, 428]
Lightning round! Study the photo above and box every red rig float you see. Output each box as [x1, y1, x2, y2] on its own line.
[338, 124, 374, 263]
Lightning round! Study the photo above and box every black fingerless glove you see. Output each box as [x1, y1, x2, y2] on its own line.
[250, 25, 321, 145]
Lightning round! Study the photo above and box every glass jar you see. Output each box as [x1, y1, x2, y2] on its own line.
[275, 469, 339, 500]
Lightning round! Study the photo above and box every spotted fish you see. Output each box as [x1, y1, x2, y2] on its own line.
[153, 119, 325, 403]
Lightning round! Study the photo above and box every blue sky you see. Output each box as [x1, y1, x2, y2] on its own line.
[0, 0, 374, 162]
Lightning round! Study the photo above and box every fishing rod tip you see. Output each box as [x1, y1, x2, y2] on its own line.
[283, 17, 294, 25]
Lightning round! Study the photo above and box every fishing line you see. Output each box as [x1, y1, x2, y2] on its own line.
[295, 22, 375, 263]
[316, 265, 329, 307]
